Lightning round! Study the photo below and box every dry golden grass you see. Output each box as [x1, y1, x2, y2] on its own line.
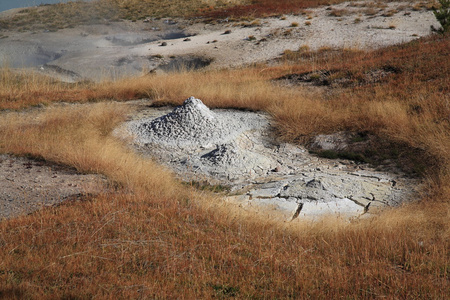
[0, 103, 448, 298]
[0, 68, 153, 110]
[0, 33, 448, 298]
[0, 103, 180, 198]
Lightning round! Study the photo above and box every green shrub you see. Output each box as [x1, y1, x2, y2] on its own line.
[433, 0, 450, 33]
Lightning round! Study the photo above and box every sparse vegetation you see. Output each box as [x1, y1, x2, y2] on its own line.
[0, 1, 449, 298]
[0, 0, 437, 32]
[329, 8, 350, 17]
[0, 0, 249, 32]
[433, 0, 450, 33]
[250, 19, 262, 26]
[383, 8, 399, 17]
[363, 7, 379, 16]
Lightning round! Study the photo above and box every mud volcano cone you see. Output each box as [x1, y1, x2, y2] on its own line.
[137, 97, 230, 147]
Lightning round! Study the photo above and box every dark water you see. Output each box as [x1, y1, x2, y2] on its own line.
[0, 0, 91, 13]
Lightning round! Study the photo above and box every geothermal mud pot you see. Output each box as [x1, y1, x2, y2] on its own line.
[123, 97, 420, 220]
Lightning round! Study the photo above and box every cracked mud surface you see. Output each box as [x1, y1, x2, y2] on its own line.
[121, 99, 420, 219]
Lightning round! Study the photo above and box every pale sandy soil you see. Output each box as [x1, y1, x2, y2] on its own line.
[0, 1, 440, 81]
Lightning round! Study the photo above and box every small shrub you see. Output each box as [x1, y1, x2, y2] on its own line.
[382, 9, 398, 17]
[433, 0, 450, 33]
[329, 9, 350, 17]
[305, 21, 311, 26]
[251, 19, 261, 26]
[283, 28, 293, 35]
[412, 3, 424, 11]
[364, 8, 378, 16]
[291, 22, 299, 27]
[299, 44, 310, 52]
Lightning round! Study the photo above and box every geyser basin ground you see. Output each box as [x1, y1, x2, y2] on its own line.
[0, 1, 440, 82]
[121, 97, 420, 220]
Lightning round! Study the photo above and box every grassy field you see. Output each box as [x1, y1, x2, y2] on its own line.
[0, 1, 449, 298]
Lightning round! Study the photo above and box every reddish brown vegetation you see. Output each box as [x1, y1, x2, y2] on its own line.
[0, 24, 448, 300]
[196, 0, 336, 19]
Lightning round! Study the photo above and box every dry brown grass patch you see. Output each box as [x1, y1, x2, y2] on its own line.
[0, 103, 180, 199]
[0, 29, 448, 298]
[0, 0, 249, 31]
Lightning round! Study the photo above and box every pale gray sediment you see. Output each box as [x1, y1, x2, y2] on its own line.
[123, 97, 421, 220]
[0, 2, 439, 82]
[129, 97, 266, 148]
[0, 154, 105, 220]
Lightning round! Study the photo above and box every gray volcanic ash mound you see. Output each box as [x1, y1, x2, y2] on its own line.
[131, 97, 261, 148]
